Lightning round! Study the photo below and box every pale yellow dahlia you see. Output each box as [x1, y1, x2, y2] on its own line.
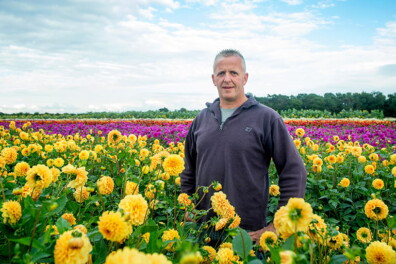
[118, 194, 149, 226]
[365, 165, 375, 175]
[26, 164, 52, 190]
[364, 199, 389, 220]
[1, 200, 22, 224]
[51, 167, 61, 182]
[54, 230, 92, 264]
[98, 211, 132, 243]
[356, 227, 372, 244]
[259, 231, 277, 251]
[215, 218, 229, 231]
[162, 154, 185, 176]
[73, 224, 88, 234]
[97, 176, 114, 195]
[365, 241, 396, 264]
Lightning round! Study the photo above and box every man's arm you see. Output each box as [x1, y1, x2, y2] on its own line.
[270, 117, 307, 207]
[180, 120, 197, 195]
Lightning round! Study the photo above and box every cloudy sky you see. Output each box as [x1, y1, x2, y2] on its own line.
[1, 0, 395, 113]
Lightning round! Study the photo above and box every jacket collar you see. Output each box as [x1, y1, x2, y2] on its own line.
[206, 94, 258, 119]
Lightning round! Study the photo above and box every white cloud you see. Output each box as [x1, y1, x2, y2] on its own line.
[280, 0, 302, 5]
[138, 7, 158, 19]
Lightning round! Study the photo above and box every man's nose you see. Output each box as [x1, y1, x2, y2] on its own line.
[224, 72, 231, 82]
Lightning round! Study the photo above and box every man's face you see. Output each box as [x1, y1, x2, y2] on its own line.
[212, 55, 248, 107]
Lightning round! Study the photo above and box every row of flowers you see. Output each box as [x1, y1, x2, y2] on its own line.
[1, 119, 395, 148]
[0, 121, 395, 263]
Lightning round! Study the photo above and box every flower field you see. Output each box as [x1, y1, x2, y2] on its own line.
[0, 119, 395, 264]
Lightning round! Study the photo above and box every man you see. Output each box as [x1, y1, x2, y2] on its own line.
[180, 49, 307, 243]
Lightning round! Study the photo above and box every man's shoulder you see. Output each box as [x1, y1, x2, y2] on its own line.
[249, 102, 282, 120]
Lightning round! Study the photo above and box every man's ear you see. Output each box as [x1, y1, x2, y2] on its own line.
[243, 73, 249, 85]
[212, 74, 215, 86]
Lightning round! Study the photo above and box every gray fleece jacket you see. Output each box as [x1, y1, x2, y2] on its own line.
[180, 95, 307, 231]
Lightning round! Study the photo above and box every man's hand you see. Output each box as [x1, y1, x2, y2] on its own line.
[248, 223, 276, 244]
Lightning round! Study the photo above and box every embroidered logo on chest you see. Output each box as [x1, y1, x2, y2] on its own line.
[245, 127, 252, 132]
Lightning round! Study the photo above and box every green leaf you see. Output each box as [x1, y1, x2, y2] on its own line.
[48, 194, 68, 215]
[329, 254, 348, 264]
[232, 228, 253, 260]
[31, 251, 51, 262]
[55, 217, 70, 234]
[248, 259, 263, 264]
[281, 234, 295, 251]
[8, 237, 46, 251]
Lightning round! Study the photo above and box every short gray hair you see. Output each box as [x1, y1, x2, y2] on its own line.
[213, 49, 246, 72]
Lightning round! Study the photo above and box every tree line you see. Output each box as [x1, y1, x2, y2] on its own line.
[254, 92, 396, 117]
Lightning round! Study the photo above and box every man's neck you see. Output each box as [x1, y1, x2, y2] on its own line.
[219, 96, 248, 109]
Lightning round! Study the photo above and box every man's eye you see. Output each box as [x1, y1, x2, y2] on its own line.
[218, 72, 225, 76]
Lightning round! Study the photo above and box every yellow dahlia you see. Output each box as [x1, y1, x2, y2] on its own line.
[269, 184, 280, 196]
[365, 165, 375, 175]
[1, 200, 22, 224]
[339, 178, 350, 188]
[73, 187, 90, 203]
[280, 250, 295, 264]
[51, 167, 61, 182]
[295, 128, 305, 137]
[142, 232, 150, 243]
[45, 225, 59, 235]
[162, 229, 180, 251]
[73, 224, 88, 234]
[180, 252, 203, 264]
[274, 198, 313, 239]
[372, 179, 384, 190]
[162, 154, 185, 176]
[358, 156, 367, 163]
[54, 158, 65, 168]
[79, 150, 90, 160]
[259, 231, 277, 251]
[62, 164, 76, 174]
[108, 130, 122, 144]
[327, 233, 344, 250]
[98, 211, 132, 243]
[210, 192, 235, 219]
[118, 194, 149, 226]
[228, 214, 241, 229]
[67, 167, 88, 189]
[178, 193, 193, 208]
[365, 241, 396, 264]
[62, 213, 77, 226]
[1, 147, 18, 164]
[356, 227, 372, 243]
[125, 181, 139, 195]
[313, 157, 323, 166]
[364, 199, 389, 220]
[215, 218, 229, 231]
[97, 176, 114, 195]
[54, 230, 92, 264]
[26, 164, 52, 190]
[215, 247, 238, 264]
[369, 153, 379, 162]
[202, 246, 216, 262]
[307, 214, 327, 244]
[14, 162, 30, 177]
